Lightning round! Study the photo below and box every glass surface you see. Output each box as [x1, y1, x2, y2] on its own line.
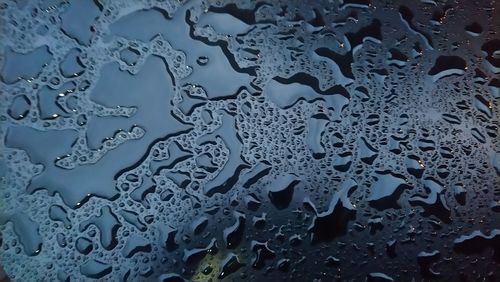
[0, 0, 499, 281]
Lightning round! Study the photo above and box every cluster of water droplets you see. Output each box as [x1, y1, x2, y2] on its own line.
[0, 0, 499, 281]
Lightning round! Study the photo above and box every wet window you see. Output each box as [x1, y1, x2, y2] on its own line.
[0, 0, 499, 281]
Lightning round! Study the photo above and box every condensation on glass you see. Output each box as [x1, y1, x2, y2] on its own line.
[0, 0, 499, 281]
